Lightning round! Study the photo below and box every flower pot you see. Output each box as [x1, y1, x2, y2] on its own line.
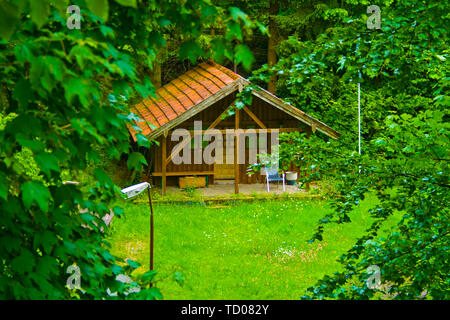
[285, 171, 298, 181]
[286, 171, 297, 185]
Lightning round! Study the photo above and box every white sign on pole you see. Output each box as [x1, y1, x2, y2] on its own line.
[121, 182, 150, 199]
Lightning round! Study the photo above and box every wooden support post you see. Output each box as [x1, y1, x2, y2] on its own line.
[305, 128, 311, 192]
[162, 135, 167, 195]
[234, 108, 240, 194]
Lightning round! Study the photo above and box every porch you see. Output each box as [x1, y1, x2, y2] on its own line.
[161, 181, 312, 198]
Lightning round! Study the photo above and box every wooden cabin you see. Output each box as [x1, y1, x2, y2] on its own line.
[128, 61, 340, 194]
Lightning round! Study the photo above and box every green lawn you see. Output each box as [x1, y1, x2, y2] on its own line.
[106, 196, 391, 299]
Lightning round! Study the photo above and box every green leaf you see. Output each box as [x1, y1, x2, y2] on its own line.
[127, 152, 147, 171]
[235, 44, 254, 71]
[374, 138, 387, 146]
[81, 212, 95, 223]
[63, 77, 99, 108]
[135, 133, 150, 148]
[201, 4, 217, 19]
[229, 7, 247, 22]
[0, 171, 7, 200]
[16, 137, 44, 152]
[33, 232, 57, 254]
[148, 31, 166, 48]
[227, 22, 242, 42]
[11, 249, 35, 274]
[117, 59, 135, 78]
[29, 56, 45, 90]
[86, 0, 109, 21]
[141, 270, 157, 282]
[174, 271, 184, 286]
[101, 250, 115, 263]
[30, 0, 50, 28]
[157, 17, 170, 27]
[13, 79, 33, 108]
[114, 0, 137, 8]
[112, 206, 124, 216]
[35, 153, 60, 178]
[46, 56, 64, 81]
[94, 168, 114, 188]
[179, 40, 203, 63]
[35, 256, 58, 278]
[112, 264, 124, 275]
[100, 25, 115, 38]
[126, 258, 140, 269]
[211, 38, 226, 64]
[148, 287, 163, 299]
[256, 22, 268, 36]
[14, 43, 31, 63]
[337, 56, 346, 71]
[21, 181, 51, 212]
[0, 1, 21, 39]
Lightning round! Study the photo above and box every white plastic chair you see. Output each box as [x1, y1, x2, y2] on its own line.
[265, 164, 285, 192]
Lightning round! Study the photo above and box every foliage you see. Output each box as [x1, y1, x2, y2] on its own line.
[0, 0, 256, 299]
[252, 0, 450, 299]
[1, 0, 448, 300]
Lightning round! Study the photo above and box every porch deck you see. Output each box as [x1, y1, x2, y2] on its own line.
[165, 182, 308, 197]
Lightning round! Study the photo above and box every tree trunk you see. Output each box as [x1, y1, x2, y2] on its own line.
[150, 62, 161, 90]
[150, 50, 162, 89]
[267, 0, 279, 94]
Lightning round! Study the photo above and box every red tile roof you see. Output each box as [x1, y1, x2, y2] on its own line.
[129, 61, 240, 140]
[128, 61, 341, 140]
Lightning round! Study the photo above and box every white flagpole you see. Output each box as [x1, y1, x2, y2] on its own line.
[356, 36, 362, 155]
[358, 82, 361, 155]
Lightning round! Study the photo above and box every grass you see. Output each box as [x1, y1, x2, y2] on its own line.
[106, 195, 394, 299]
[140, 183, 322, 203]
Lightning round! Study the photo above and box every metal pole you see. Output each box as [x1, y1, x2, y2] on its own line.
[147, 187, 154, 274]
